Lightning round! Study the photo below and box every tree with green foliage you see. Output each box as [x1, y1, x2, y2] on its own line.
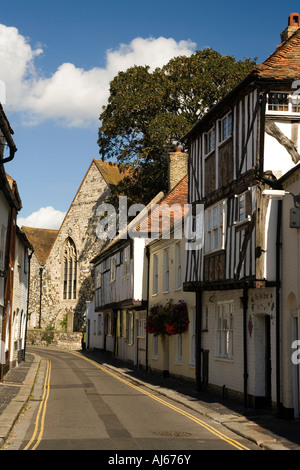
[98, 49, 257, 205]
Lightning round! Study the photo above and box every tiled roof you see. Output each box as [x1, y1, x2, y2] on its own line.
[252, 28, 300, 80]
[184, 27, 300, 140]
[90, 175, 189, 263]
[21, 226, 58, 265]
[138, 174, 189, 236]
[93, 159, 130, 185]
[0, 170, 22, 210]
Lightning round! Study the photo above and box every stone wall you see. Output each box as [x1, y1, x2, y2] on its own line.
[26, 329, 83, 350]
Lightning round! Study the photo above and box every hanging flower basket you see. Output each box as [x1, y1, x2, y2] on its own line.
[146, 300, 189, 336]
[145, 302, 171, 336]
[166, 300, 189, 335]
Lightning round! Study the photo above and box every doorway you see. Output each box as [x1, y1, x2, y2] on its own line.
[254, 313, 271, 408]
[292, 316, 300, 418]
[265, 315, 271, 407]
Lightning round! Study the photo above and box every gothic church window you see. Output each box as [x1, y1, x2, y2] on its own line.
[63, 238, 77, 300]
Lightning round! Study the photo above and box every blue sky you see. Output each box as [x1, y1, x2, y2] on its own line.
[1, 0, 299, 228]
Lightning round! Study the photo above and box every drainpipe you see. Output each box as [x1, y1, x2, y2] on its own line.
[242, 284, 249, 408]
[276, 199, 282, 417]
[1, 146, 16, 164]
[23, 250, 34, 360]
[145, 245, 150, 371]
[0, 112, 17, 164]
[195, 290, 202, 391]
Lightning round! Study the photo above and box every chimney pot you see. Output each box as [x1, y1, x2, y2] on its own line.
[288, 13, 300, 27]
[281, 12, 300, 42]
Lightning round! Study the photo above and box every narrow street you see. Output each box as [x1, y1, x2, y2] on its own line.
[3, 347, 262, 452]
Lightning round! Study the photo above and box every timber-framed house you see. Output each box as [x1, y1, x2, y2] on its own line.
[183, 13, 300, 414]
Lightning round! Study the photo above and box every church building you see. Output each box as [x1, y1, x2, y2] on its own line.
[23, 159, 127, 332]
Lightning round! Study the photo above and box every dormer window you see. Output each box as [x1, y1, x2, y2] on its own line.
[267, 92, 288, 111]
[267, 92, 300, 113]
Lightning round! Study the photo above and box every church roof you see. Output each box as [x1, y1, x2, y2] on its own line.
[93, 159, 130, 185]
[21, 226, 58, 265]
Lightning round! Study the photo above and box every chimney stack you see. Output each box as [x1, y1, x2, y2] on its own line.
[281, 13, 300, 43]
[168, 147, 188, 191]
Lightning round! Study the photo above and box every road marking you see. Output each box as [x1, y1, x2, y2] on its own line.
[70, 352, 250, 451]
[24, 359, 51, 450]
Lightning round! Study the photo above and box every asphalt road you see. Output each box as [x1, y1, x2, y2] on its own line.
[3, 347, 262, 453]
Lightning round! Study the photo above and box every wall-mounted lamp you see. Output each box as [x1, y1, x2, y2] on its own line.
[262, 190, 300, 227]
[262, 189, 287, 200]
[262, 189, 300, 207]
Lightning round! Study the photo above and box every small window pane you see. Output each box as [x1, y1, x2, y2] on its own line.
[268, 93, 288, 111]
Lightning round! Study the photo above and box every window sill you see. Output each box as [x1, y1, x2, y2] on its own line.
[214, 356, 234, 363]
[266, 110, 300, 116]
[204, 248, 225, 257]
[233, 217, 251, 228]
[218, 135, 232, 147]
[204, 149, 215, 159]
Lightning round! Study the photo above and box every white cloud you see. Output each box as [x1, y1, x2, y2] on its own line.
[18, 206, 66, 230]
[0, 24, 196, 127]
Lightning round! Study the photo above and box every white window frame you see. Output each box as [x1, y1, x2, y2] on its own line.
[126, 311, 134, 345]
[110, 255, 116, 283]
[205, 201, 226, 254]
[95, 264, 101, 289]
[123, 246, 130, 276]
[266, 91, 300, 114]
[163, 249, 169, 292]
[152, 253, 158, 295]
[234, 190, 252, 225]
[218, 112, 232, 144]
[216, 301, 234, 359]
[175, 242, 182, 290]
[176, 334, 183, 363]
[137, 312, 146, 339]
[204, 126, 215, 155]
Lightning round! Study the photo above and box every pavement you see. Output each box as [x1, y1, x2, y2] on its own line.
[1, 347, 300, 451]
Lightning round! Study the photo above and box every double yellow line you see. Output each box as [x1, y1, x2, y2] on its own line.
[24, 360, 51, 450]
[70, 352, 250, 451]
